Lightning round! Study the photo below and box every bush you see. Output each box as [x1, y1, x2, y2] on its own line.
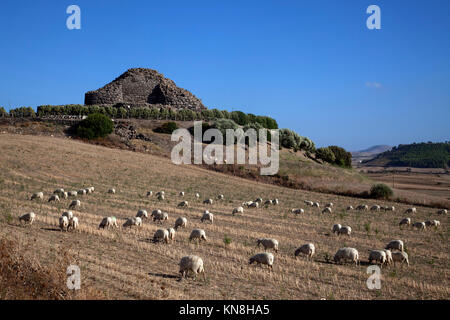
[154, 121, 179, 134]
[316, 147, 336, 163]
[211, 118, 239, 138]
[76, 113, 114, 139]
[0, 107, 7, 117]
[370, 184, 393, 199]
[328, 145, 352, 168]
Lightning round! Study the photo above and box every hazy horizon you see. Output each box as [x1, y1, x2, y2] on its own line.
[1, 0, 449, 151]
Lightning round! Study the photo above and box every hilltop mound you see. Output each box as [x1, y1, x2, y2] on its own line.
[84, 68, 206, 111]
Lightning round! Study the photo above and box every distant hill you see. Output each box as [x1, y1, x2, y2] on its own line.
[362, 142, 450, 168]
[352, 145, 392, 165]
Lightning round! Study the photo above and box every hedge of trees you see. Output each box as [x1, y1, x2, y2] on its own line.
[0, 107, 7, 117]
[316, 145, 352, 168]
[370, 142, 450, 168]
[279, 128, 316, 152]
[1, 106, 35, 118]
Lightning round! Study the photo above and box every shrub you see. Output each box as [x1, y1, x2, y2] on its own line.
[316, 147, 336, 163]
[0, 107, 8, 117]
[76, 113, 114, 139]
[328, 146, 352, 168]
[370, 183, 393, 199]
[211, 118, 239, 142]
[154, 121, 179, 134]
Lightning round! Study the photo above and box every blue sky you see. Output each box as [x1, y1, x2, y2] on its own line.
[0, 0, 449, 150]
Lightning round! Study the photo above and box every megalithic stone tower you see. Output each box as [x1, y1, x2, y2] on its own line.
[84, 68, 206, 111]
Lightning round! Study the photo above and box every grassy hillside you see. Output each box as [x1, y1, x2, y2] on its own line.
[364, 142, 450, 169]
[0, 133, 449, 299]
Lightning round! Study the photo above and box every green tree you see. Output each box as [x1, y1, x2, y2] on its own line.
[316, 147, 336, 163]
[76, 113, 114, 139]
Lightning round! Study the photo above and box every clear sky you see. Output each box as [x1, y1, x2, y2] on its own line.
[0, 0, 449, 150]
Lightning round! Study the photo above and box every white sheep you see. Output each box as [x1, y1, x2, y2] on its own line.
[174, 217, 187, 230]
[243, 201, 254, 207]
[437, 209, 447, 215]
[108, 188, 116, 194]
[333, 247, 359, 265]
[412, 221, 426, 231]
[386, 206, 395, 211]
[249, 252, 274, 271]
[48, 194, 60, 203]
[136, 209, 148, 219]
[368, 250, 387, 267]
[146, 191, 153, 197]
[249, 202, 259, 208]
[62, 211, 73, 220]
[123, 217, 142, 228]
[326, 202, 334, 208]
[425, 220, 440, 228]
[370, 205, 381, 212]
[264, 200, 273, 206]
[89, 187, 95, 193]
[332, 224, 342, 234]
[384, 249, 393, 265]
[385, 240, 404, 252]
[54, 188, 65, 195]
[19, 212, 35, 225]
[232, 207, 244, 215]
[304, 200, 314, 206]
[99, 217, 113, 229]
[189, 229, 207, 242]
[356, 204, 369, 211]
[178, 201, 189, 207]
[84, 188, 91, 194]
[68, 216, 79, 231]
[217, 194, 224, 200]
[68, 191, 78, 197]
[346, 206, 354, 211]
[256, 238, 279, 253]
[153, 229, 169, 243]
[338, 226, 352, 237]
[399, 218, 411, 228]
[322, 207, 332, 214]
[78, 189, 86, 196]
[272, 199, 279, 205]
[201, 211, 214, 223]
[254, 197, 263, 204]
[151, 210, 168, 223]
[312, 202, 320, 208]
[157, 194, 165, 200]
[30, 192, 44, 201]
[294, 243, 315, 260]
[179, 255, 205, 280]
[59, 216, 69, 231]
[405, 207, 417, 214]
[168, 227, 176, 241]
[291, 208, 304, 215]
[179, 191, 185, 197]
[203, 198, 213, 205]
[62, 192, 68, 199]
[195, 193, 200, 198]
[392, 251, 409, 267]
[68, 200, 81, 210]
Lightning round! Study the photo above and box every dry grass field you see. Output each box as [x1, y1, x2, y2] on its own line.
[0, 133, 448, 300]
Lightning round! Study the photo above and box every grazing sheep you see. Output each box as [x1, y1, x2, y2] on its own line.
[178, 201, 189, 207]
[405, 207, 417, 214]
[322, 207, 332, 214]
[370, 205, 381, 212]
[326, 202, 334, 208]
[201, 211, 214, 223]
[346, 206, 354, 211]
[338, 226, 352, 237]
[385, 240, 404, 252]
[232, 207, 244, 215]
[78, 189, 86, 196]
[68, 216, 79, 231]
[48, 194, 60, 203]
[151, 210, 168, 223]
[157, 194, 165, 200]
[195, 193, 200, 198]
[249, 202, 259, 208]
[99, 217, 113, 229]
[174, 217, 187, 230]
[146, 191, 153, 197]
[356, 204, 369, 211]
[304, 200, 314, 206]
[123, 217, 142, 228]
[425, 220, 440, 228]
[294, 243, 315, 260]
[19, 212, 35, 225]
[264, 200, 273, 206]
[399, 218, 411, 228]
[392, 251, 409, 267]
[312, 202, 320, 208]
[189, 229, 207, 242]
[179, 191, 185, 197]
[62, 192, 68, 199]
[179, 255, 205, 280]
[59, 216, 69, 231]
[386, 206, 395, 211]
[153, 229, 169, 243]
[85, 188, 92, 194]
[54, 188, 65, 195]
[412, 222, 426, 231]
[384, 250, 393, 265]
[68, 191, 78, 197]
[254, 197, 263, 204]
[242, 201, 254, 207]
[332, 224, 342, 234]
[272, 199, 279, 205]
[333, 247, 359, 265]
[136, 209, 148, 219]
[368, 250, 387, 266]
[30, 192, 44, 201]
[217, 194, 224, 200]
[437, 209, 447, 215]
[203, 198, 213, 205]
[291, 208, 304, 215]
[256, 238, 279, 253]
[68, 200, 81, 210]
[108, 188, 116, 194]
[155, 191, 165, 197]
[62, 211, 73, 220]
[89, 187, 95, 193]
[249, 252, 274, 271]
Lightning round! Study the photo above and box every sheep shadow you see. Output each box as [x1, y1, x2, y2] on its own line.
[41, 227, 61, 232]
[148, 272, 179, 280]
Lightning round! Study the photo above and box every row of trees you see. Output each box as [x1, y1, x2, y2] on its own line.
[0, 106, 36, 118]
[316, 145, 352, 168]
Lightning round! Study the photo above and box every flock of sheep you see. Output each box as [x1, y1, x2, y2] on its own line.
[19, 186, 447, 281]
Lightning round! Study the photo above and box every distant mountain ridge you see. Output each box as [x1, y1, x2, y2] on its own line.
[362, 142, 450, 168]
[351, 145, 392, 164]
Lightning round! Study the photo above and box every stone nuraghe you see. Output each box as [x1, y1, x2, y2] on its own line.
[84, 68, 206, 111]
